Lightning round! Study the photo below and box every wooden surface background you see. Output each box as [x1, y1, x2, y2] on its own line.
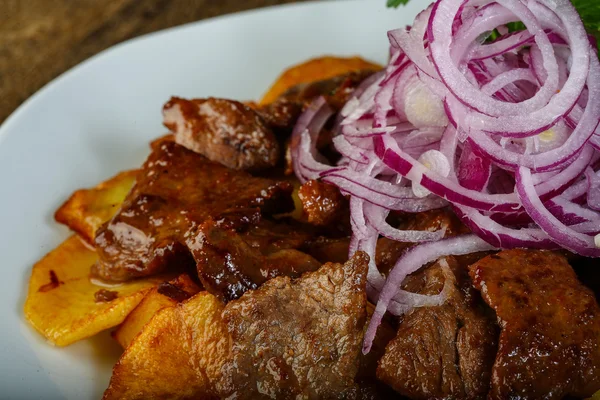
[0, 0, 313, 124]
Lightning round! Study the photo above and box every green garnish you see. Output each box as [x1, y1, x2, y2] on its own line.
[571, 0, 600, 49]
[387, 0, 411, 7]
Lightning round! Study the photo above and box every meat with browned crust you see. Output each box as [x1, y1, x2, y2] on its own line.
[469, 249, 600, 399]
[298, 179, 348, 226]
[187, 212, 322, 302]
[163, 97, 280, 171]
[93, 140, 293, 282]
[217, 252, 369, 399]
[377, 256, 498, 400]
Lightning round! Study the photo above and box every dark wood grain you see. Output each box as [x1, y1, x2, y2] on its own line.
[0, 0, 313, 123]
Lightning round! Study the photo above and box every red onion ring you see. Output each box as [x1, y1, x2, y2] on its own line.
[290, 0, 600, 353]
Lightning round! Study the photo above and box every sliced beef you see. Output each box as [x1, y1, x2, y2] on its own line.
[298, 179, 349, 226]
[469, 249, 600, 399]
[377, 256, 498, 400]
[93, 141, 293, 282]
[163, 97, 280, 171]
[187, 214, 321, 302]
[217, 252, 369, 399]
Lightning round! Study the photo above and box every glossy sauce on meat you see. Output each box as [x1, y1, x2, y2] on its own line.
[163, 97, 280, 171]
[93, 140, 293, 282]
[298, 179, 348, 226]
[469, 250, 600, 399]
[187, 213, 321, 302]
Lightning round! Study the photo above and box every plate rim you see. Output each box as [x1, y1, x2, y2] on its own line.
[0, 0, 358, 146]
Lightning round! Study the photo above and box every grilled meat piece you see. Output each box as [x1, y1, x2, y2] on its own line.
[298, 179, 349, 226]
[469, 249, 600, 399]
[187, 213, 321, 303]
[377, 256, 498, 400]
[163, 97, 280, 171]
[93, 141, 293, 282]
[217, 252, 369, 399]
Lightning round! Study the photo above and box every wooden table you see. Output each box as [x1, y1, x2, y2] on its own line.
[0, 0, 313, 124]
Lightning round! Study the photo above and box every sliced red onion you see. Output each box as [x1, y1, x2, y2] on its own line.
[289, 0, 600, 355]
[535, 144, 595, 200]
[363, 234, 497, 353]
[386, 258, 455, 315]
[412, 150, 451, 197]
[363, 202, 446, 242]
[516, 167, 600, 257]
[586, 167, 600, 211]
[377, 135, 521, 211]
[453, 205, 558, 249]
[547, 195, 600, 225]
[402, 76, 449, 128]
[431, 0, 590, 137]
[457, 141, 491, 191]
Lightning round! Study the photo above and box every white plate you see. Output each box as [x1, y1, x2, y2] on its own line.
[0, 0, 429, 398]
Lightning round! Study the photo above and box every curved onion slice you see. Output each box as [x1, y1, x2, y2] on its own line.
[290, 0, 600, 354]
[586, 168, 600, 211]
[516, 167, 600, 257]
[363, 234, 497, 353]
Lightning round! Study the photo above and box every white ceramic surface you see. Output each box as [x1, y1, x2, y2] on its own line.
[0, 0, 430, 398]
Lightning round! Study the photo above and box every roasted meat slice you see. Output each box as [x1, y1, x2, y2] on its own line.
[469, 249, 600, 399]
[93, 140, 293, 282]
[163, 97, 280, 171]
[298, 179, 349, 226]
[377, 256, 498, 400]
[187, 213, 321, 302]
[217, 252, 369, 399]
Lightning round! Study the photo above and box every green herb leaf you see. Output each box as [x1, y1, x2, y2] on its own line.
[387, 0, 411, 8]
[571, 0, 600, 51]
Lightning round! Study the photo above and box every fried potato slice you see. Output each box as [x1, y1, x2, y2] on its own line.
[259, 56, 382, 105]
[103, 292, 230, 400]
[113, 274, 201, 349]
[24, 236, 172, 346]
[54, 170, 137, 245]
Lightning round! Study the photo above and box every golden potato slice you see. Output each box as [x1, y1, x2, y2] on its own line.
[113, 274, 201, 349]
[24, 236, 173, 346]
[260, 56, 382, 105]
[54, 170, 137, 245]
[103, 292, 230, 400]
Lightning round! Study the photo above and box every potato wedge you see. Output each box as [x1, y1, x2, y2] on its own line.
[24, 236, 173, 346]
[54, 170, 137, 245]
[113, 274, 201, 349]
[259, 56, 382, 105]
[103, 292, 230, 400]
